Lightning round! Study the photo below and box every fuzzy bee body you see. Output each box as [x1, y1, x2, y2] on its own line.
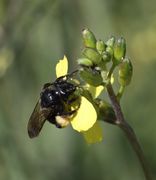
[28, 75, 78, 138]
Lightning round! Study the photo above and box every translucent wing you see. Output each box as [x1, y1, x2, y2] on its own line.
[27, 100, 51, 138]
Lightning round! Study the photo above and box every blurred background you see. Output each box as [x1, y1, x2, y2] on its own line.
[0, 0, 156, 179]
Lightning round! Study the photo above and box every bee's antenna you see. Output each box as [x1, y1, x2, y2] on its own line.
[68, 69, 79, 78]
[55, 70, 79, 82]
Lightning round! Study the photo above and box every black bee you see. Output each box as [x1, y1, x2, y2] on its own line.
[28, 74, 79, 138]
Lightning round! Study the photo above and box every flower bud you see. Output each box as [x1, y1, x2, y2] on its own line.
[96, 40, 106, 54]
[118, 58, 133, 86]
[96, 99, 116, 124]
[106, 36, 115, 47]
[82, 48, 102, 64]
[82, 28, 96, 48]
[79, 67, 103, 86]
[102, 51, 111, 62]
[77, 58, 93, 67]
[106, 46, 113, 57]
[113, 37, 126, 63]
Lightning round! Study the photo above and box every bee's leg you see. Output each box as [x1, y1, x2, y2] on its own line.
[62, 109, 77, 116]
[59, 109, 78, 116]
[67, 96, 79, 105]
[67, 96, 81, 111]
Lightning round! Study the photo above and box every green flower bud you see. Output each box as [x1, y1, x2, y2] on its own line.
[77, 58, 93, 67]
[113, 37, 126, 63]
[79, 67, 103, 86]
[82, 48, 102, 64]
[118, 58, 133, 86]
[101, 70, 109, 84]
[102, 51, 111, 62]
[106, 36, 115, 47]
[106, 46, 114, 57]
[98, 60, 106, 70]
[96, 40, 106, 54]
[95, 99, 116, 124]
[82, 28, 96, 48]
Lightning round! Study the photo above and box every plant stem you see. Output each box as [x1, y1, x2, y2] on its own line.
[106, 83, 152, 180]
[117, 85, 125, 100]
[107, 63, 115, 79]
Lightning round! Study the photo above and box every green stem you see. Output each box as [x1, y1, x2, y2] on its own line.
[107, 63, 115, 79]
[106, 83, 152, 180]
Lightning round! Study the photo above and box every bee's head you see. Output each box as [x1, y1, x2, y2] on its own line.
[40, 88, 60, 108]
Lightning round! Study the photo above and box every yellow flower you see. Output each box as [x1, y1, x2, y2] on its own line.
[55, 56, 103, 144]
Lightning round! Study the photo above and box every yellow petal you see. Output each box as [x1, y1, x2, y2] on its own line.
[82, 121, 103, 144]
[71, 96, 97, 132]
[55, 55, 68, 78]
[95, 85, 104, 98]
[85, 84, 104, 98]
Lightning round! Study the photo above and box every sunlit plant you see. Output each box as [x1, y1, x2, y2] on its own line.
[28, 28, 152, 180]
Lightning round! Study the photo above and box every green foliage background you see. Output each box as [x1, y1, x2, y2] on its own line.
[0, 0, 156, 179]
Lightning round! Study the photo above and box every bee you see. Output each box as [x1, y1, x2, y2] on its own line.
[27, 73, 79, 138]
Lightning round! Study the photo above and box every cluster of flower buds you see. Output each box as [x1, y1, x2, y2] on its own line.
[74, 28, 133, 140]
[77, 28, 133, 89]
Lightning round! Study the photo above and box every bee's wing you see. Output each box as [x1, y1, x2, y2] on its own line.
[27, 100, 51, 138]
